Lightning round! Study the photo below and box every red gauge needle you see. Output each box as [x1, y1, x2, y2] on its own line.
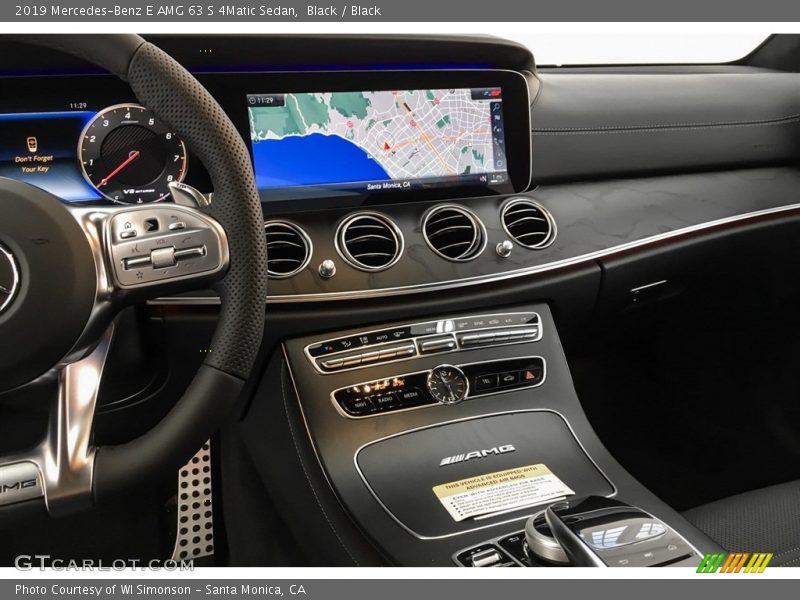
[98, 150, 140, 188]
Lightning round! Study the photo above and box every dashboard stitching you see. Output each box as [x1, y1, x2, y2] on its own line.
[280, 364, 360, 566]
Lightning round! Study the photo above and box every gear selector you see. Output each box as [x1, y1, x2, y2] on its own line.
[537, 496, 701, 567]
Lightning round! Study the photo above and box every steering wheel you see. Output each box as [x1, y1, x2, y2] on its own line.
[0, 35, 267, 516]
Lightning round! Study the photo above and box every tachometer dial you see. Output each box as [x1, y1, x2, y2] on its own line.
[427, 364, 469, 405]
[79, 104, 187, 204]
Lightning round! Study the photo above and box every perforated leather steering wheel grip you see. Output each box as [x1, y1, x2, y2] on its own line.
[13, 34, 268, 500]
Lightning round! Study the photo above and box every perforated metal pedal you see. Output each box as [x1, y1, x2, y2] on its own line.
[171, 441, 214, 561]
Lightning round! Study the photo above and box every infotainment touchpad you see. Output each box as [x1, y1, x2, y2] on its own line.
[356, 411, 614, 538]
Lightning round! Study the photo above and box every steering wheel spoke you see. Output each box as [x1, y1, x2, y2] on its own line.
[0, 325, 113, 515]
[68, 198, 229, 304]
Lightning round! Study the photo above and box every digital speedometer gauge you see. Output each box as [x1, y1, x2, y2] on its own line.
[79, 104, 187, 204]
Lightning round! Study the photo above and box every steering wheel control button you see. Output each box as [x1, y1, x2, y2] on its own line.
[150, 247, 177, 269]
[119, 230, 137, 239]
[122, 255, 152, 270]
[108, 207, 227, 288]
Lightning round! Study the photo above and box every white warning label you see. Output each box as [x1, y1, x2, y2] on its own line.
[432, 464, 575, 522]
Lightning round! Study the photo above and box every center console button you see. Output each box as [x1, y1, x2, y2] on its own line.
[378, 348, 398, 360]
[397, 387, 428, 406]
[419, 336, 457, 354]
[341, 397, 375, 415]
[521, 367, 543, 384]
[474, 374, 499, 392]
[319, 357, 344, 370]
[341, 355, 362, 368]
[507, 327, 538, 341]
[393, 344, 416, 359]
[360, 350, 381, 364]
[373, 392, 401, 411]
[498, 372, 520, 386]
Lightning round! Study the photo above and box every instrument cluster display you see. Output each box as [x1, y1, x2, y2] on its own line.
[0, 104, 187, 204]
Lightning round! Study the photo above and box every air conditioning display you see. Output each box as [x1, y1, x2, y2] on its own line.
[247, 87, 508, 200]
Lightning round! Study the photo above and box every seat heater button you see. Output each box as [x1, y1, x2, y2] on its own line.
[342, 397, 375, 415]
[498, 372, 520, 386]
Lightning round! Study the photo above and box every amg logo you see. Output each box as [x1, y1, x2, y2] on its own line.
[439, 444, 516, 466]
[0, 479, 37, 493]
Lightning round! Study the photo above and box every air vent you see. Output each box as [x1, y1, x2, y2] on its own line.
[423, 205, 486, 261]
[264, 221, 312, 278]
[336, 213, 403, 272]
[501, 199, 556, 249]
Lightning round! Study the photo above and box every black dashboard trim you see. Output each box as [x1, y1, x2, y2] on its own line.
[150, 193, 800, 304]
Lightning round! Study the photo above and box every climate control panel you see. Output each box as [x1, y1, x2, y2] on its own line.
[331, 356, 545, 418]
[305, 312, 541, 374]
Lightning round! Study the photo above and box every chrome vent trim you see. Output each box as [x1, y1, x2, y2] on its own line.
[423, 204, 487, 262]
[501, 198, 556, 249]
[335, 212, 404, 272]
[264, 220, 312, 279]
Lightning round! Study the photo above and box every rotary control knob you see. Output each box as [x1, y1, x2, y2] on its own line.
[426, 364, 469, 405]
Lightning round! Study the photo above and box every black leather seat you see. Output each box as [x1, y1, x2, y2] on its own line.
[682, 480, 800, 567]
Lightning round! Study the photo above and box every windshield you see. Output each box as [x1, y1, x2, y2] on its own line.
[506, 33, 769, 66]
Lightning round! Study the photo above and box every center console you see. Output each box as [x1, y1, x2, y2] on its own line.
[281, 303, 717, 566]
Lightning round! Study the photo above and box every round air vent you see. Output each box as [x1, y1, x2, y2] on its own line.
[423, 205, 486, 262]
[501, 198, 556, 249]
[264, 220, 312, 278]
[336, 212, 403, 272]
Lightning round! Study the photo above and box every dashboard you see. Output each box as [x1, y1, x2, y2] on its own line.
[1, 35, 800, 307]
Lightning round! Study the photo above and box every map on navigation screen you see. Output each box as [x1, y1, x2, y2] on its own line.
[247, 87, 508, 195]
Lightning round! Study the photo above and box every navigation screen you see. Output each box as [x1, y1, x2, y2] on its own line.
[247, 87, 508, 199]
